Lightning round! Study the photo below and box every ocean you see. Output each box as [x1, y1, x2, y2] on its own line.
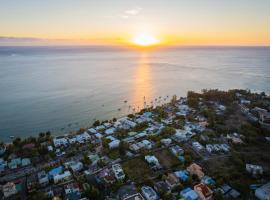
[0, 46, 269, 142]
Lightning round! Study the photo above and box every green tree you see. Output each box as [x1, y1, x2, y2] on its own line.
[93, 120, 100, 127]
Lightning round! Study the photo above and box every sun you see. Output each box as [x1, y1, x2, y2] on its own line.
[132, 32, 159, 47]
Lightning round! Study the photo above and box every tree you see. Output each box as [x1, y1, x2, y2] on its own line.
[28, 191, 50, 200]
[119, 141, 129, 156]
[160, 126, 176, 137]
[84, 185, 99, 200]
[82, 154, 92, 165]
[93, 120, 100, 127]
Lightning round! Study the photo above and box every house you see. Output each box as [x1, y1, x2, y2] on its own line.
[118, 117, 137, 129]
[226, 189, 241, 199]
[145, 155, 161, 170]
[174, 129, 193, 142]
[27, 174, 37, 192]
[97, 167, 116, 184]
[109, 139, 120, 149]
[187, 163, 204, 180]
[175, 170, 189, 182]
[201, 176, 215, 186]
[48, 166, 63, 180]
[64, 183, 81, 200]
[65, 161, 83, 172]
[105, 127, 116, 135]
[246, 164, 263, 176]
[76, 132, 91, 143]
[255, 182, 270, 200]
[88, 154, 100, 164]
[8, 158, 22, 169]
[141, 186, 159, 200]
[53, 136, 69, 147]
[180, 187, 199, 200]
[112, 164, 125, 180]
[0, 158, 7, 172]
[117, 184, 143, 200]
[2, 182, 17, 198]
[161, 138, 172, 146]
[48, 145, 53, 151]
[194, 183, 213, 200]
[170, 145, 184, 156]
[38, 170, 49, 186]
[141, 140, 152, 149]
[53, 170, 72, 184]
[123, 193, 145, 200]
[165, 173, 180, 189]
[21, 158, 31, 166]
[96, 125, 105, 131]
[192, 142, 204, 151]
[154, 181, 170, 194]
[88, 128, 97, 134]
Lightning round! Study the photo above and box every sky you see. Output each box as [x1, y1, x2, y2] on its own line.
[0, 0, 270, 46]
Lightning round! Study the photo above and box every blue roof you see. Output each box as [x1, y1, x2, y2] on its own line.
[180, 188, 198, 200]
[175, 170, 189, 182]
[48, 166, 63, 178]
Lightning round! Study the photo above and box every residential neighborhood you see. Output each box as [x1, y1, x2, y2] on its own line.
[0, 89, 270, 200]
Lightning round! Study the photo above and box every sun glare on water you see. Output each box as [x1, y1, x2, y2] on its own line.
[132, 32, 159, 47]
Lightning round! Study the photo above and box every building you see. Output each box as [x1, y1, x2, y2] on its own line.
[165, 173, 180, 189]
[105, 127, 116, 135]
[170, 145, 184, 156]
[112, 164, 125, 180]
[154, 181, 170, 194]
[192, 142, 204, 151]
[175, 170, 189, 182]
[27, 174, 37, 192]
[64, 183, 81, 200]
[246, 164, 263, 176]
[180, 187, 199, 200]
[109, 139, 120, 149]
[161, 138, 172, 146]
[141, 186, 159, 200]
[65, 161, 83, 172]
[255, 182, 270, 200]
[53, 170, 72, 184]
[194, 183, 213, 200]
[48, 166, 63, 180]
[21, 158, 31, 166]
[53, 136, 69, 147]
[2, 182, 17, 198]
[38, 170, 49, 186]
[145, 155, 161, 170]
[187, 163, 204, 180]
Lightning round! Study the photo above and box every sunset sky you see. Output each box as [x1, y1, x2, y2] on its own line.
[1, 0, 270, 46]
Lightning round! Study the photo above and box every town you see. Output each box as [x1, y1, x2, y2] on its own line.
[0, 89, 270, 200]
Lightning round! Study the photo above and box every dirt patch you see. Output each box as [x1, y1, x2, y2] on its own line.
[122, 157, 154, 182]
[154, 149, 181, 169]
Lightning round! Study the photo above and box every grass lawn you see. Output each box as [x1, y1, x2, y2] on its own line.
[122, 157, 154, 182]
[154, 149, 181, 169]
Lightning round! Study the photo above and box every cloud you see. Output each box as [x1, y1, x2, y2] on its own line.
[124, 7, 142, 16]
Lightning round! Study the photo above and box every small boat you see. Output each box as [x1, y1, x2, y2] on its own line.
[9, 135, 14, 139]
[124, 100, 127, 103]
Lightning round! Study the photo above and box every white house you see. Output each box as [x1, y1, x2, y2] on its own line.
[2, 182, 17, 198]
[141, 186, 159, 200]
[105, 127, 116, 135]
[255, 182, 270, 200]
[53, 137, 69, 147]
[65, 161, 84, 172]
[112, 164, 125, 180]
[246, 164, 263, 176]
[53, 171, 72, 184]
[38, 171, 49, 186]
[109, 140, 120, 149]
